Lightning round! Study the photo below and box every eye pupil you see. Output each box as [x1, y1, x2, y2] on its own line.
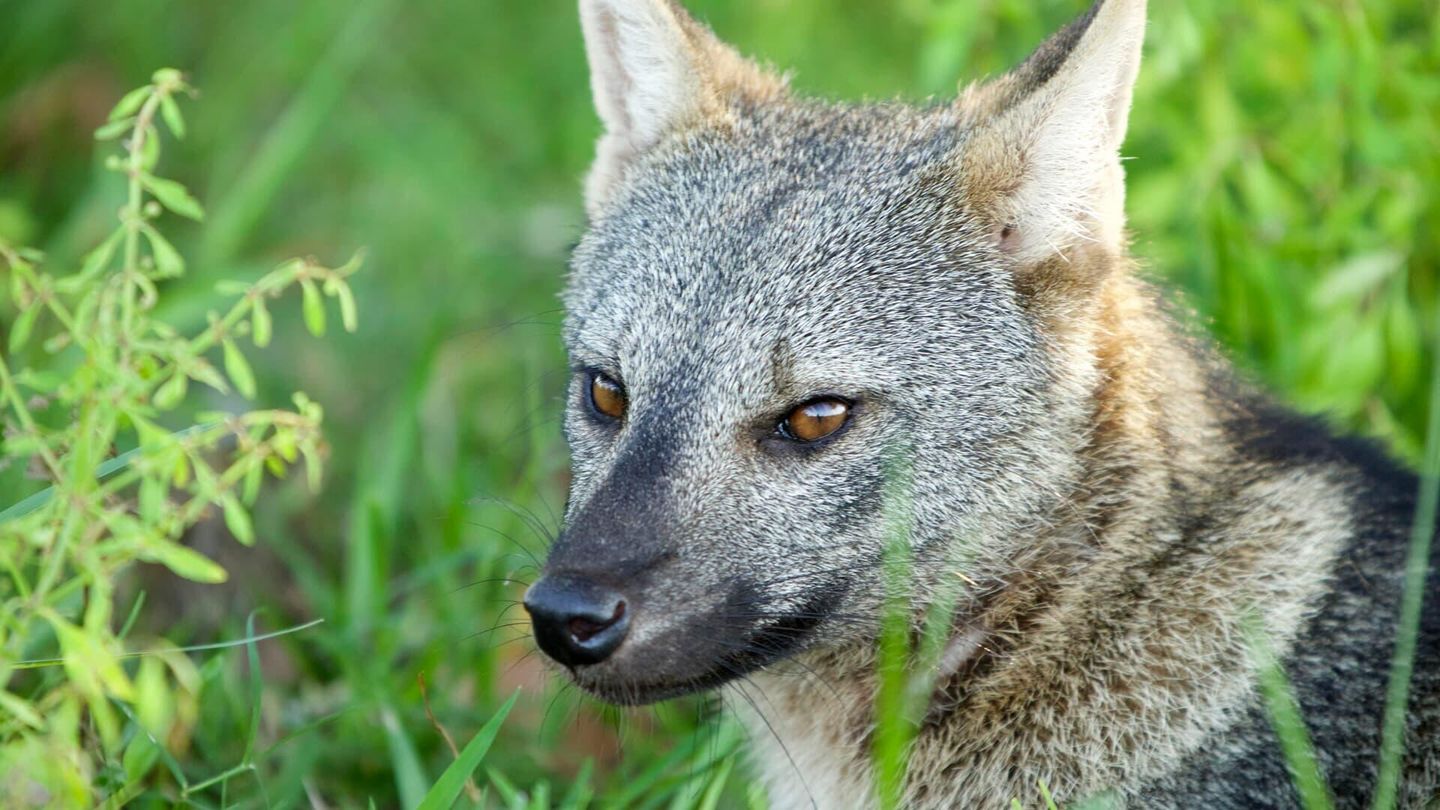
[782, 398, 850, 443]
[589, 373, 627, 420]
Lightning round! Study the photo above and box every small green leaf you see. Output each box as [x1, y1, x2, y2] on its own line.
[109, 86, 151, 121]
[151, 68, 183, 87]
[221, 494, 255, 545]
[159, 94, 186, 138]
[0, 691, 44, 730]
[80, 229, 124, 278]
[252, 298, 273, 347]
[8, 265, 27, 301]
[144, 227, 185, 276]
[95, 118, 134, 141]
[1, 434, 48, 460]
[335, 282, 358, 333]
[301, 278, 326, 336]
[48, 613, 135, 702]
[88, 691, 123, 750]
[9, 304, 39, 352]
[139, 126, 161, 171]
[85, 578, 114, 632]
[73, 292, 100, 336]
[152, 372, 188, 410]
[273, 430, 298, 462]
[336, 249, 365, 276]
[139, 476, 166, 524]
[129, 413, 170, 447]
[145, 541, 228, 583]
[223, 338, 257, 399]
[12, 368, 63, 392]
[141, 175, 205, 221]
[123, 731, 161, 784]
[40, 332, 70, 353]
[134, 657, 172, 736]
[188, 359, 230, 394]
[242, 458, 264, 504]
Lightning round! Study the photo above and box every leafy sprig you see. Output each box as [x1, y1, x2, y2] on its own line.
[0, 68, 359, 802]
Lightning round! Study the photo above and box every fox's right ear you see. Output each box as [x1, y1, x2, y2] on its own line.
[958, 0, 1146, 271]
[579, 0, 785, 216]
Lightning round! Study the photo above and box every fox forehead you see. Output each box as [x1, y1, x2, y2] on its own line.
[563, 103, 1029, 396]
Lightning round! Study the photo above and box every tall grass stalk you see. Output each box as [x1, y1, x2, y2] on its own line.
[1248, 615, 1336, 810]
[1372, 337, 1440, 810]
[872, 463, 971, 809]
[873, 510, 915, 810]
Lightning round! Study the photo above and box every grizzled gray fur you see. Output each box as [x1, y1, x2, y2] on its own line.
[520, 0, 1440, 806]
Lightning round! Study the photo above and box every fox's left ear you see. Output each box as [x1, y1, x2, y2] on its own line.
[579, 0, 786, 216]
[959, 0, 1146, 267]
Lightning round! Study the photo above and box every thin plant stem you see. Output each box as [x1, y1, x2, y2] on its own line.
[1372, 339, 1440, 810]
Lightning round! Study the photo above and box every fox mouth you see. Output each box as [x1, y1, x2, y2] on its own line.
[570, 587, 845, 705]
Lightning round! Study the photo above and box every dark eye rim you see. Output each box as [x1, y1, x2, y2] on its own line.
[775, 396, 855, 446]
[584, 369, 627, 423]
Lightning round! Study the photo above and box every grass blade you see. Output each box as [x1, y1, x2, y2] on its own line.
[1249, 616, 1335, 810]
[11, 618, 324, 670]
[0, 422, 213, 524]
[557, 759, 594, 810]
[694, 755, 735, 810]
[417, 689, 520, 810]
[1372, 340, 1440, 810]
[872, 461, 918, 810]
[381, 702, 430, 809]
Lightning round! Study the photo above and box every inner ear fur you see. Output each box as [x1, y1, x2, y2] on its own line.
[956, 0, 1146, 275]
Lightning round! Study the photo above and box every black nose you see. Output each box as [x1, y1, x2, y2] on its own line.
[524, 575, 631, 667]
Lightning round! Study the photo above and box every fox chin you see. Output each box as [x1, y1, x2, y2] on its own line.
[519, 0, 1440, 807]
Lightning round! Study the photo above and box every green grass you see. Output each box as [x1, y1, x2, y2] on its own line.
[1374, 337, 1440, 809]
[0, 0, 1436, 806]
[1249, 616, 1336, 810]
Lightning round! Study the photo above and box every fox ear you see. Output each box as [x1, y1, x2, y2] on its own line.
[959, 0, 1146, 267]
[579, 0, 785, 215]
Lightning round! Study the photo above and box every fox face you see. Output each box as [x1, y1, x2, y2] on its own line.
[547, 114, 1057, 703]
[527, 0, 1147, 704]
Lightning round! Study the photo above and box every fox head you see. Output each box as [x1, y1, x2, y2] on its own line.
[526, 0, 1148, 704]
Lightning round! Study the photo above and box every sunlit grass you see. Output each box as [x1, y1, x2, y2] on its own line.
[1373, 340, 1440, 810]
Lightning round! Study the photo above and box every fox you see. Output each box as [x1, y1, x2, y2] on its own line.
[520, 0, 1440, 806]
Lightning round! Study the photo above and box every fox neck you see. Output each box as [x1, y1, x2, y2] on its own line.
[739, 265, 1353, 807]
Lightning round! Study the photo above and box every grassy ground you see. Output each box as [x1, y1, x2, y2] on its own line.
[0, 0, 1436, 806]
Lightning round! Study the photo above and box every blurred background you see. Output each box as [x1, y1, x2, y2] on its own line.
[1, 0, 1436, 805]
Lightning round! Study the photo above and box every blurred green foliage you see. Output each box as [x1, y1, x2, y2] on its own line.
[0, 0, 1435, 806]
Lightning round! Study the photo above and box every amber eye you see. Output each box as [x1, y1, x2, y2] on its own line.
[780, 398, 851, 443]
[588, 372, 627, 421]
